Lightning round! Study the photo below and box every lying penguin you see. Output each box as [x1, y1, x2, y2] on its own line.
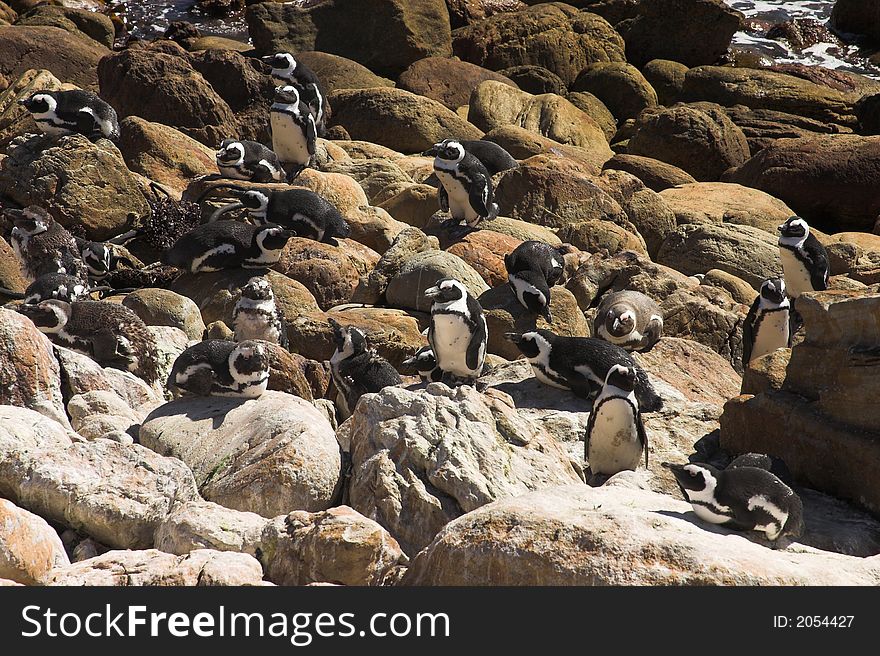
[167, 339, 271, 399]
[19, 89, 119, 141]
[215, 139, 286, 183]
[593, 290, 663, 352]
[163, 221, 296, 273]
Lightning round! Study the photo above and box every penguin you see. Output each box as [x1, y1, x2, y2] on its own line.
[727, 452, 795, 487]
[424, 278, 488, 385]
[19, 89, 119, 141]
[232, 276, 289, 349]
[594, 290, 663, 353]
[163, 221, 297, 273]
[402, 346, 443, 383]
[167, 339, 270, 398]
[504, 240, 564, 321]
[79, 241, 139, 283]
[328, 318, 402, 418]
[504, 329, 663, 412]
[6, 206, 86, 282]
[742, 277, 791, 366]
[262, 52, 330, 137]
[585, 364, 648, 478]
[18, 299, 159, 384]
[1, 273, 92, 305]
[422, 140, 518, 176]
[663, 461, 804, 541]
[777, 216, 829, 298]
[430, 139, 499, 229]
[213, 188, 351, 246]
[215, 139, 286, 183]
[270, 85, 317, 181]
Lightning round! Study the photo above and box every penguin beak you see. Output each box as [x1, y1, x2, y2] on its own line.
[503, 332, 523, 344]
[424, 285, 441, 299]
[260, 55, 274, 64]
[421, 146, 438, 157]
[3, 207, 24, 219]
[661, 462, 685, 473]
[402, 356, 417, 367]
[541, 307, 553, 323]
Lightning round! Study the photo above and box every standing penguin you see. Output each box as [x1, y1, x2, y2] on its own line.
[328, 318, 402, 418]
[402, 346, 443, 383]
[777, 216, 829, 298]
[430, 139, 499, 230]
[585, 364, 648, 478]
[163, 221, 296, 273]
[594, 290, 663, 353]
[215, 139, 286, 183]
[423, 140, 518, 176]
[19, 89, 119, 141]
[167, 339, 270, 398]
[504, 330, 663, 412]
[270, 85, 317, 181]
[18, 299, 159, 384]
[504, 240, 564, 321]
[742, 277, 791, 366]
[232, 276, 289, 349]
[6, 206, 86, 282]
[213, 188, 351, 245]
[425, 278, 488, 386]
[663, 461, 804, 541]
[263, 52, 329, 137]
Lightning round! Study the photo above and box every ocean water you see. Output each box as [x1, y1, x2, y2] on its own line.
[108, 0, 248, 41]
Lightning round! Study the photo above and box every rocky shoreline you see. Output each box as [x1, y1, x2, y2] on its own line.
[2, 0, 880, 586]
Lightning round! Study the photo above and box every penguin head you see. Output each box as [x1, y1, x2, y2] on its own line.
[8, 206, 52, 235]
[329, 318, 367, 360]
[263, 52, 296, 78]
[778, 216, 809, 241]
[239, 190, 270, 217]
[759, 277, 787, 305]
[216, 139, 245, 165]
[662, 462, 721, 498]
[509, 270, 552, 322]
[228, 340, 270, 384]
[604, 364, 636, 393]
[606, 306, 636, 338]
[429, 139, 466, 163]
[241, 276, 274, 302]
[18, 299, 72, 334]
[81, 241, 112, 279]
[19, 91, 57, 116]
[273, 85, 301, 105]
[424, 278, 467, 304]
[403, 346, 438, 376]
[254, 224, 297, 252]
[503, 330, 553, 360]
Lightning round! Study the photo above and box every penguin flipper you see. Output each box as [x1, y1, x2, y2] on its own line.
[634, 367, 663, 413]
[306, 115, 317, 156]
[741, 297, 759, 367]
[76, 108, 103, 141]
[636, 410, 649, 469]
[803, 238, 830, 291]
[468, 177, 493, 219]
[438, 185, 449, 213]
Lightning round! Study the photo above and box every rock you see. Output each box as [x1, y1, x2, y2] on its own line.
[0, 237, 26, 298]
[348, 384, 582, 554]
[657, 223, 780, 289]
[385, 249, 489, 313]
[322, 157, 413, 202]
[557, 219, 646, 256]
[469, 81, 611, 154]
[0, 25, 107, 90]
[722, 104, 852, 155]
[483, 124, 611, 174]
[642, 59, 688, 105]
[398, 56, 516, 110]
[323, 307, 427, 368]
[741, 347, 790, 396]
[571, 62, 657, 122]
[724, 134, 880, 232]
[479, 215, 562, 245]
[658, 182, 793, 234]
[118, 117, 218, 195]
[154, 500, 266, 555]
[446, 230, 522, 287]
[0, 498, 69, 585]
[0, 425, 199, 549]
[16, 5, 115, 48]
[830, 0, 880, 43]
[0, 134, 150, 240]
[357, 227, 439, 300]
[0, 68, 67, 148]
[720, 291, 880, 515]
[53, 345, 161, 410]
[402, 484, 880, 585]
[98, 43, 239, 147]
[445, 0, 526, 28]
[294, 51, 395, 93]
[702, 268, 757, 306]
[566, 91, 617, 141]
[246, 0, 452, 77]
[122, 288, 206, 340]
[603, 153, 697, 192]
[618, 0, 742, 68]
[378, 184, 439, 230]
[479, 284, 590, 360]
[0, 308, 70, 427]
[767, 18, 835, 51]
[67, 390, 144, 442]
[140, 391, 342, 517]
[628, 103, 750, 181]
[47, 549, 265, 586]
[499, 64, 566, 95]
[452, 3, 625, 86]
[681, 66, 858, 128]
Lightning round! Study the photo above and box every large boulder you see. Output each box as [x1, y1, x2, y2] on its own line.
[722, 104, 852, 154]
[385, 249, 489, 313]
[451, 2, 625, 85]
[0, 498, 69, 585]
[246, 0, 452, 77]
[566, 90, 617, 140]
[603, 153, 697, 192]
[446, 229, 522, 287]
[0, 134, 150, 240]
[402, 484, 880, 585]
[294, 51, 395, 93]
[348, 384, 582, 554]
[483, 124, 612, 174]
[617, 0, 742, 68]
[627, 103, 751, 181]
[830, 0, 880, 43]
[571, 62, 657, 122]
[139, 391, 342, 517]
[398, 56, 516, 110]
[15, 5, 114, 48]
[468, 81, 612, 157]
[724, 134, 880, 232]
[329, 87, 483, 154]
[122, 288, 207, 340]
[445, 0, 527, 27]
[659, 182, 795, 234]
[0, 25, 108, 90]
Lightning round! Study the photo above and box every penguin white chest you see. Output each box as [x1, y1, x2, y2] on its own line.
[435, 169, 479, 223]
[432, 314, 476, 376]
[271, 112, 311, 165]
[587, 398, 642, 475]
[219, 163, 250, 180]
[750, 311, 790, 362]
[234, 310, 281, 344]
[779, 248, 814, 297]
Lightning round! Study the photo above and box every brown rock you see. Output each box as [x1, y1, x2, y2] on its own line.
[398, 56, 517, 110]
[295, 51, 395, 93]
[571, 62, 657, 122]
[723, 103, 853, 154]
[483, 124, 611, 174]
[446, 229, 522, 287]
[378, 184, 439, 230]
[0, 68, 67, 149]
[557, 219, 646, 256]
[642, 58, 689, 105]
[831, 0, 880, 42]
[566, 90, 617, 141]
[659, 182, 794, 234]
[0, 25, 108, 91]
[602, 153, 697, 192]
[445, 0, 526, 28]
[0, 498, 69, 585]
